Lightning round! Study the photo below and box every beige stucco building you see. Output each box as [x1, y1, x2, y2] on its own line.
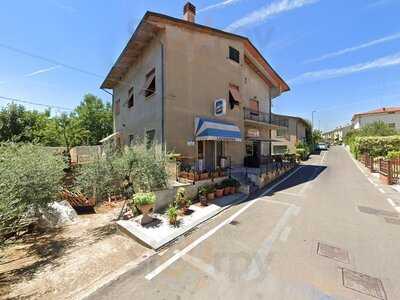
[352, 107, 400, 130]
[101, 3, 290, 171]
[271, 115, 309, 154]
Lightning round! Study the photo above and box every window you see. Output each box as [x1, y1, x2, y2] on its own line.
[144, 68, 156, 98]
[128, 87, 134, 108]
[228, 84, 241, 110]
[273, 145, 288, 155]
[146, 129, 156, 149]
[229, 46, 240, 63]
[276, 128, 287, 138]
[115, 99, 120, 115]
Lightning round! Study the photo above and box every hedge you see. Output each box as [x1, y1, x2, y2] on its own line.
[354, 136, 400, 157]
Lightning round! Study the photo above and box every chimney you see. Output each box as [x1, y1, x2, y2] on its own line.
[183, 2, 196, 23]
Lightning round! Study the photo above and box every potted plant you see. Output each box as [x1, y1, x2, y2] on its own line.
[167, 205, 178, 225]
[215, 183, 224, 198]
[198, 186, 208, 206]
[200, 171, 209, 181]
[133, 192, 156, 225]
[205, 184, 216, 201]
[175, 187, 191, 214]
[231, 179, 241, 193]
[221, 179, 231, 195]
[187, 171, 199, 181]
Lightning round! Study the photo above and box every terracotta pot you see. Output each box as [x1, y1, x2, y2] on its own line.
[139, 204, 154, 225]
[188, 172, 199, 181]
[207, 192, 215, 201]
[180, 172, 188, 179]
[200, 173, 209, 180]
[229, 186, 235, 194]
[215, 189, 224, 198]
[169, 216, 177, 225]
[200, 195, 208, 206]
[223, 187, 230, 196]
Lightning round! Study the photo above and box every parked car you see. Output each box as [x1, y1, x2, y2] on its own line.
[316, 143, 328, 151]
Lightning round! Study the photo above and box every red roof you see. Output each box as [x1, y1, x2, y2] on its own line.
[352, 107, 400, 120]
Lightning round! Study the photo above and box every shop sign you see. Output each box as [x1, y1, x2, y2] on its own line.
[247, 128, 260, 138]
[214, 99, 226, 116]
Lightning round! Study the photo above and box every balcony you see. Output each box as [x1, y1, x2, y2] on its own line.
[243, 108, 289, 128]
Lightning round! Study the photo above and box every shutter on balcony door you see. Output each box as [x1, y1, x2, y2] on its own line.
[249, 99, 259, 112]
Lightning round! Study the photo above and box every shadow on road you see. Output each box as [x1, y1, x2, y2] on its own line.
[264, 164, 327, 196]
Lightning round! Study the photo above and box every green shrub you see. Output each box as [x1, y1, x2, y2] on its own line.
[387, 150, 400, 159]
[175, 187, 188, 208]
[167, 205, 178, 224]
[74, 142, 172, 200]
[354, 136, 400, 157]
[0, 144, 66, 243]
[133, 192, 156, 207]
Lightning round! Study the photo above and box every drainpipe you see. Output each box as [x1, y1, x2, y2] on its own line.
[160, 42, 166, 152]
[268, 90, 272, 159]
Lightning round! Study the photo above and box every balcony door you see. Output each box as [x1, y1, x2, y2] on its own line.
[204, 141, 215, 171]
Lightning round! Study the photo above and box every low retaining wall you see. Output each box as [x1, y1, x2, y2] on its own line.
[154, 177, 228, 213]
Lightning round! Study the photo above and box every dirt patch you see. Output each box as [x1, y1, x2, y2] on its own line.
[0, 201, 150, 300]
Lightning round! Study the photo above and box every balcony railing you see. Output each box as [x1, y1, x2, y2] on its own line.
[243, 108, 289, 128]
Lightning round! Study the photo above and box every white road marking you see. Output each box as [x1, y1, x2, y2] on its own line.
[387, 198, 396, 207]
[276, 191, 302, 197]
[178, 252, 219, 280]
[145, 166, 304, 280]
[367, 178, 374, 184]
[243, 205, 297, 280]
[279, 226, 292, 242]
[395, 207, 400, 213]
[378, 188, 386, 194]
[320, 151, 328, 163]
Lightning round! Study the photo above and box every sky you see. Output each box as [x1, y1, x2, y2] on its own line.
[0, 0, 399, 132]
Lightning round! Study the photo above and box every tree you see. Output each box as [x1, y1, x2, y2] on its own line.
[74, 94, 113, 145]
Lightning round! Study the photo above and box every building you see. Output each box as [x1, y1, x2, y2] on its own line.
[271, 115, 309, 154]
[323, 125, 352, 143]
[352, 107, 400, 130]
[101, 3, 290, 171]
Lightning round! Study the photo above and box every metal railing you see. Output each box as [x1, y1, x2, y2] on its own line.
[243, 108, 289, 128]
[175, 155, 232, 184]
[361, 154, 400, 185]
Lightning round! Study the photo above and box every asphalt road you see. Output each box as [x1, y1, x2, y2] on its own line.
[88, 146, 400, 300]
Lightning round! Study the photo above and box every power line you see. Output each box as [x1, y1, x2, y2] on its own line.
[0, 95, 74, 111]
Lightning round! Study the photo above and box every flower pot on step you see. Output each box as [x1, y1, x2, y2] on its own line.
[199, 195, 208, 206]
[138, 204, 154, 225]
[207, 192, 215, 201]
[215, 189, 224, 198]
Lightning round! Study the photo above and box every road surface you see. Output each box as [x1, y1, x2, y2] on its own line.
[88, 146, 400, 300]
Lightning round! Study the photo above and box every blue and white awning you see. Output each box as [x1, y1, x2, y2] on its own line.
[195, 117, 242, 142]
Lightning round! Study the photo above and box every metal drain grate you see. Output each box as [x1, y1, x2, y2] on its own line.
[342, 268, 386, 300]
[317, 242, 350, 264]
[385, 217, 400, 225]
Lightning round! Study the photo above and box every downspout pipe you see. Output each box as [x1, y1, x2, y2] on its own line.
[268, 91, 272, 158]
[160, 42, 166, 152]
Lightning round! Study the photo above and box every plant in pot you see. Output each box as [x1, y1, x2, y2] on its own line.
[175, 187, 191, 214]
[167, 205, 178, 225]
[198, 186, 208, 206]
[221, 179, 231, 195]
[231, 179, 241, 193]
[133, 192, 156, 225]
[205, 184, 216, 201]
[215, 183, 224, 198]
[200, 171, 209, 181]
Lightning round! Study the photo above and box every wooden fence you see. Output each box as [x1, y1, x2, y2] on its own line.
[360, 153, 400, 184]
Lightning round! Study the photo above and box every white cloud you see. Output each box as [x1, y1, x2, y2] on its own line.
[199, 0, 243, 12]
[305, 32, 400, 64]
[25, 66, 60, 77]
[289, 52, 400, 84]
[367, 0, 394, 8]
[225, 0, 320, 32]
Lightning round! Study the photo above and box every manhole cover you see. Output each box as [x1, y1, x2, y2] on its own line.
[385, 217, 400, 225]
[317, 242, 350, 263]
[342, 268, 386, 300]
[230, 220, 239, 226]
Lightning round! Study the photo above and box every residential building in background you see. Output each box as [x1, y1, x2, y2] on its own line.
[352, 107, 400, 130]
[323, 125, 352, 143]
[101, 2, 290, 170]
[271, 115, 309, 154]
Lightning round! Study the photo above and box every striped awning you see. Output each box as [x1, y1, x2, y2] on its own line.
[195, 117, 242, 142]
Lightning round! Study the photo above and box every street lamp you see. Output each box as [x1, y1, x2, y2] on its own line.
[312, 110, 317, 129]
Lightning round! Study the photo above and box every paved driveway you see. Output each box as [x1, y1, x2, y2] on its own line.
[88, 146, 400, 300]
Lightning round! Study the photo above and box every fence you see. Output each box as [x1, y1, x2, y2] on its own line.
[360, 153, 400, 185]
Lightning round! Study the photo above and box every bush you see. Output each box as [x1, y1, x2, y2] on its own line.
[353, 136, 400, 157]
[133, 192, 156, 207]
[74, 142, 172, 200]
[387, 150, 400, 159]
[0, 144, 66, 243]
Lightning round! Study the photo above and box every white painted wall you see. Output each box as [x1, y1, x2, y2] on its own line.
[352, 112, 400, 130]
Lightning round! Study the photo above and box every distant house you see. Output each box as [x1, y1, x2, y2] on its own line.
[271, 115, 309, 154]
[101, 2, 291, 171]
[323, 125, 352, 143]
[352, 107, 400, 130]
